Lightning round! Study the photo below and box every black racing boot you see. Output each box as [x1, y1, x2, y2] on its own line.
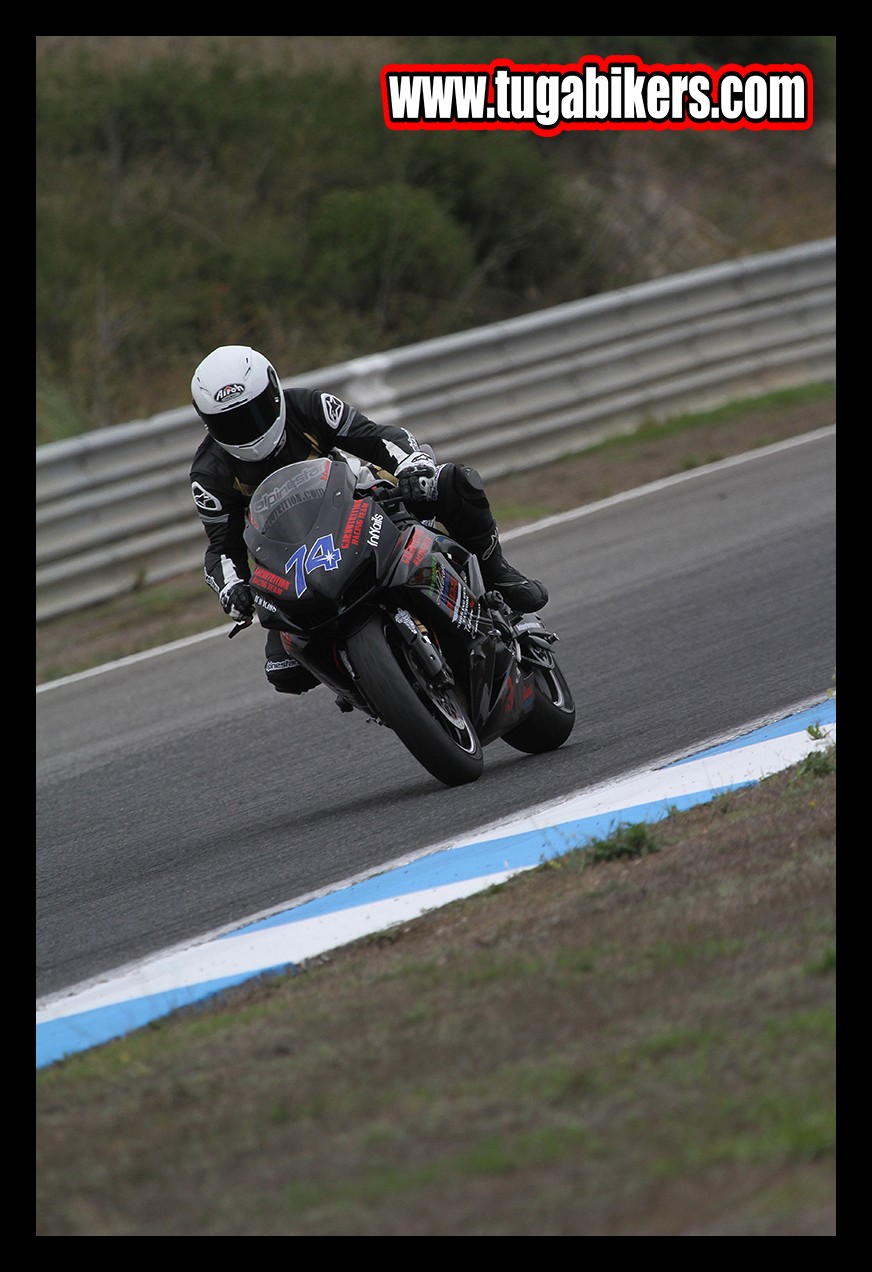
[470, 529, 549, 613]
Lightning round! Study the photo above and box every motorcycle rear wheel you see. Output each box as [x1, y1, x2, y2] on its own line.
[346, 612, 484, 787]
[502, 651, 576, 755]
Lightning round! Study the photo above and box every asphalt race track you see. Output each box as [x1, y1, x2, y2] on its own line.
[36, 429, 836, 1010]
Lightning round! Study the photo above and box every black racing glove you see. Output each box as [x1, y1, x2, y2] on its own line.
[219, 581, 255, 621]
[394, 451, 439, 503]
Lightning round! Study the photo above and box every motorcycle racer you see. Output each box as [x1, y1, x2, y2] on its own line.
[189, 345, 550, 694]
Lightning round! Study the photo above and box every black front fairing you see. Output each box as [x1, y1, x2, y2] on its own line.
[243, 457, 534, 741]
[244, 458, 403, 633]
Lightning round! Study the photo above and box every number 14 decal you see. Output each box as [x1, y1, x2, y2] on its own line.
[285, 535, 342, 598]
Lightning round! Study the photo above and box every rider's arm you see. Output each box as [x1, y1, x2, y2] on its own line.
[286, 387, 423, 475]
[189, 447, 251, 597]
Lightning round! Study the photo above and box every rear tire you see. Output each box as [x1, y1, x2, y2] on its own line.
[346, 613, 484, 787]
[503, 652, 576, 755]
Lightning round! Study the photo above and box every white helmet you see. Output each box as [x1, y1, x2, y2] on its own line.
[191, 346, 287, 461]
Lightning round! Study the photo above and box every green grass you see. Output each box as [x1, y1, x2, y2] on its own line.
[36, 754, 836, 1235]
[566, 384, 836, 461]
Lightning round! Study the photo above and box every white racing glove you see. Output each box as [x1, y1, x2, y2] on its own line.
[219, 581, 255, 621]
[394, 451, 439, 503]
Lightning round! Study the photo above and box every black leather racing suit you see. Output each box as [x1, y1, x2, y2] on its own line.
[189, 386, 497, 693]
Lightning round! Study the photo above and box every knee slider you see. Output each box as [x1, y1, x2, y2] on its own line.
[443, 463, 489, 509]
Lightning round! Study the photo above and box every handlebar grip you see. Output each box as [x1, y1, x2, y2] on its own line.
[370, 482, 403, 505]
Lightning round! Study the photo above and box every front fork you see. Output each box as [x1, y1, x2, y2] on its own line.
[387, 606, 455, 686]
[333, 607, 456, 718]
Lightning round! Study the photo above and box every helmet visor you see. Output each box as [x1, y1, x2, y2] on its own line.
[200, 371, 282, 448]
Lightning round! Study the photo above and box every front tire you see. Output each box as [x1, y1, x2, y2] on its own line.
[346, 613, 484, 787]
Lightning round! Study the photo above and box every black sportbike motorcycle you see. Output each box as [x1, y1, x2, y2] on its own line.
[237, 453, 575, 787]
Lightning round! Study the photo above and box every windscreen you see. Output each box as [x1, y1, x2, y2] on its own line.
[247, 459, 335, 541]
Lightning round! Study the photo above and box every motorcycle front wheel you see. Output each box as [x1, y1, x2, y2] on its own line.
[345, 612, 484, 787]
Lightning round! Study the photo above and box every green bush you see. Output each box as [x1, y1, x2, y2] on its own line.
[35, 36, 837, 440]
[306, 184, 476, 333]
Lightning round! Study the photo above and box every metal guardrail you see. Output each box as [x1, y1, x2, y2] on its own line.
[36, 238, 835, 622]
